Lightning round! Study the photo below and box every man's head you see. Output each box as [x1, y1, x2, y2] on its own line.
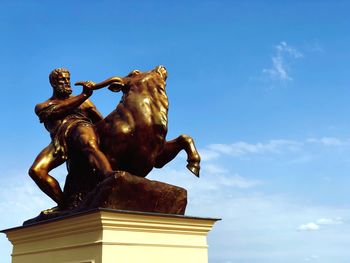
[49, 68, 72, 97]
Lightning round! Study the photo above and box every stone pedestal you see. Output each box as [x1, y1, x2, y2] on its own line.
[2, 209, 219, 263]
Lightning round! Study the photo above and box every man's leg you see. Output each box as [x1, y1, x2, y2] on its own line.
[28, 143, 66, 207]
[73, 125, 112, 177]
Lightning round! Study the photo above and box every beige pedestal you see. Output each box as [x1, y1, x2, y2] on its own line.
[2, 209, 219, 263]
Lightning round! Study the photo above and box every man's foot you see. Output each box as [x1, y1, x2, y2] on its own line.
[42, 206, 62, 215]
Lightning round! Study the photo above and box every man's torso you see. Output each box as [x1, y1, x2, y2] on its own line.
[36, 98, 93, 138]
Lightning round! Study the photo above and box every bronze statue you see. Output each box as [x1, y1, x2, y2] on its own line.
[91, 66, 200, 177]
[29, 68, 113, 210]
[26, 65, 200, 223]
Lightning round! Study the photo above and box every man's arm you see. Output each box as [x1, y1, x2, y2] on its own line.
[83, 99, 104, 124]
[36, 88, 93, 123]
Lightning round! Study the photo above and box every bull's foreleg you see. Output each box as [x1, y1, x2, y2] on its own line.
[155, 135, 201, 177]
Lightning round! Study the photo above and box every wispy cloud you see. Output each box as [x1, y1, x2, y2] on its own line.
[208, 139, 301, 157]
[151, 165, 260, 192]
[307, 41, 325, 53]
[204, 163, 228, 174]
[203, 136, 350, 161]
[0, 175, 55, 228]
[306, 137, 349, 146]
[304, 255, 320, 261]
[0, 167, 67, 228]
[263, 41, 303, 81]
[275, 41, 303, 58]
[316, 217, 343, 225]
[199, 148, 221, 161]
[298, 217, 344, 231]
[218, 174, 260, 188]
[298, 222, 320, 231]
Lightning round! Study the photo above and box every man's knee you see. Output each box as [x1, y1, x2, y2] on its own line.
[28, 165, 46, 180]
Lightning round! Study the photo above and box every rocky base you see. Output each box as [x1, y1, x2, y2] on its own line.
[23, 171, 187, 225]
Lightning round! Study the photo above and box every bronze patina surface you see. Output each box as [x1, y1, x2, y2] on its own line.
[26, 66, 200, 224]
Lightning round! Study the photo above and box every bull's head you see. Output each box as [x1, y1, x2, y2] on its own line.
[77, 66, 167, 93]
[109, 65, 167, 93]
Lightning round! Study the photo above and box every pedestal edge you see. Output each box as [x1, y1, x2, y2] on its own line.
[1, 208, 221, 234]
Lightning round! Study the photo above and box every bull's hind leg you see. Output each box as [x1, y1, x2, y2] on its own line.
[155, 135, 201, 177]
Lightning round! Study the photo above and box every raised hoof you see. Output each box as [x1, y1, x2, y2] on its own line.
[187, 162, 200, 177]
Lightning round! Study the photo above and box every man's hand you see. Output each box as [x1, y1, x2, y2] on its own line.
[75, 81, 96, 96]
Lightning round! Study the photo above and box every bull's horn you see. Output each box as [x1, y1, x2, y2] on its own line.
[93, 77, 124, 90]
[75, 77, 124, 90]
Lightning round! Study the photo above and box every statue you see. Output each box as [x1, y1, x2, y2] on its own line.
[29, 68, 113, 210]
[25, 65, 200, 224]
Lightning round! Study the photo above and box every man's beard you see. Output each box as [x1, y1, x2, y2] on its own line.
[55, 85, 72, 97]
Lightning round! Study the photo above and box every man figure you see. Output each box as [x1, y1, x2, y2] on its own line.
[28, 68, 112, 210]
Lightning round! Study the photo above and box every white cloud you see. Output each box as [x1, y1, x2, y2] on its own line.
[203, 136, 350, 163]
[199, 148, 221, 161]
[264, 56, 291, 81]
[151, 165, 260, 192]
[307, 137, 348, 146]
[208, 139, 301, 157]
[308, 42, 325, 53]
[316, 217, 343, 225]
[263, 41, 303, 81]
[208, 173, 261, 189]
[219, 174, 260, 188]
[0, 168, 66, 229]
[275, 41, 303, 58]
[287, 154, 314, 164]
[297, 217, 343, 232]
[204, 163, 228, 174]
[298, 222, 320, 231]
[304, 255, 320, 261]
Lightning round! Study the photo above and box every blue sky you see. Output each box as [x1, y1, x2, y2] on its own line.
[1, 1, 350, 262]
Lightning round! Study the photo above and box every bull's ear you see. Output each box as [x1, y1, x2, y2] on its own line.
[108, 81, 124, 92]
[127, 70, 141, 77]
